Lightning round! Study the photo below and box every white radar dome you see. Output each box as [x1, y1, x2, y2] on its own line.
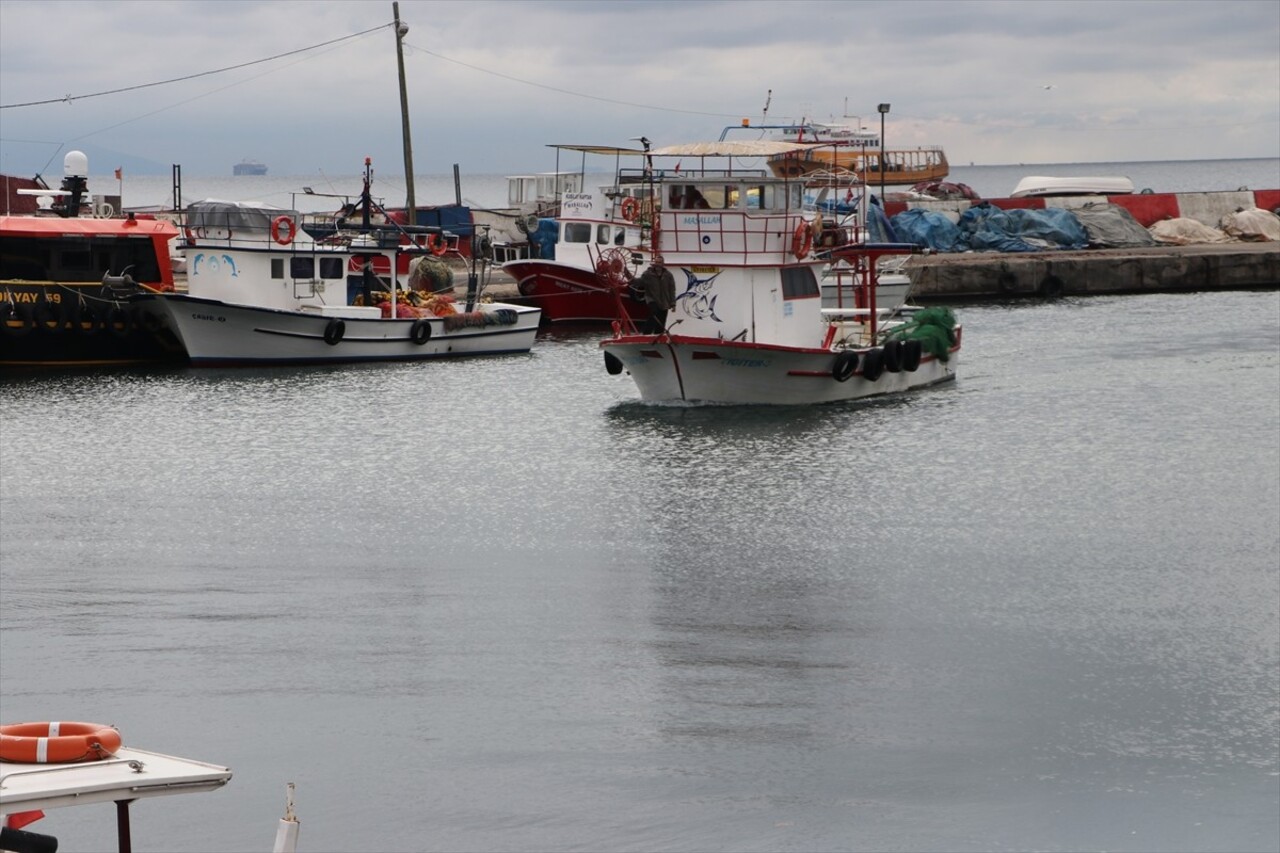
[64, 150, 88, 178]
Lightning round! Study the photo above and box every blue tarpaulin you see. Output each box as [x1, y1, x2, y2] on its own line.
[889, 209, 969, 253]
[957, 203, 1089, 253]
[866, 197, 899, 243]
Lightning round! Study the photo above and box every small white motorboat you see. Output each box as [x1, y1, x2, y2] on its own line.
[1010, 175, 1135, 198]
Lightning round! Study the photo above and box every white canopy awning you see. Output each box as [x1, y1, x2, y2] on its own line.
[648, 141, 814, 158]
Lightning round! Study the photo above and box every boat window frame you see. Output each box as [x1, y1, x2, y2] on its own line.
[780, 265, 819, 300]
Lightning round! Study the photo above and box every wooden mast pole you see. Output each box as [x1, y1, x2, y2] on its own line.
[394, 2, 416, 218]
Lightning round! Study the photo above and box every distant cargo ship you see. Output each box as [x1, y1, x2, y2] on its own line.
[233, 159, 267, 176]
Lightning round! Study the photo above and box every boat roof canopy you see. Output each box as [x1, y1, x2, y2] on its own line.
[0, 215, 179, 238]
[649, 141, 814, 158]
[547, 145, 646, 156]
[187, 199, 297, 231]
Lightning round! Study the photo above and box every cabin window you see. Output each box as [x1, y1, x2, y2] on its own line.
[780, 266, 819, 300]
[271, 259, 284, 279]
[319, 258, 344, 279]
[563, 222, 591, 243]
[614, 226, 626, 246]
[596, 225, 612, 244]
[0, 235, 162, 283]
[289, 257, 315, 279]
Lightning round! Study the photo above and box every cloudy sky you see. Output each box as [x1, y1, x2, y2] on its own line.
[1, 0, 1277, 178]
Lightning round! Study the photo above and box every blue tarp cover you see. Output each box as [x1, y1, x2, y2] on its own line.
[530, 218, 559, 259]
[866, 198, 899, 243]
[890, 209, 969, 253]
[958, 203, 1088, 253]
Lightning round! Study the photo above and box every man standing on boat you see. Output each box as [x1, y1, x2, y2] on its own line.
[631, 259, 676, 333]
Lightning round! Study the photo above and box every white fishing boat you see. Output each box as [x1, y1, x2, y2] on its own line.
[598, 139, 961, 405]
[142, 160, 540, 366]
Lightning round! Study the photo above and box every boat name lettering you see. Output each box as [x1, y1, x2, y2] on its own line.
[2, 291, 61, 304]
[561, 193, 594, 215]
[722, 357, 768, 368]
[190, 313, 226, 323]
[682, 215, 721, 226]
[689, 266, 719, 274]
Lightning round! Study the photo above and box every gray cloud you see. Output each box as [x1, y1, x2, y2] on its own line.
[1, 0, 1275, 177]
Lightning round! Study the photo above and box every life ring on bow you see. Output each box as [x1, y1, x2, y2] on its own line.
[792, 221, 813, 260]
[427, 234, 448, 256]
[620, 197, 640, 223]
[0, 721, 122, 764]
[271, 215, 296, 246]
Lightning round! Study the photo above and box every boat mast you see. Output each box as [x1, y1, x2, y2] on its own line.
[393, 2, 416, 218]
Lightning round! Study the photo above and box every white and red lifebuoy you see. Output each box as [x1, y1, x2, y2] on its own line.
[0, 721, 121, 764]
[270, 215, 296, 246]
[620, 197, 640, 223]
[426, 234, 448, 257]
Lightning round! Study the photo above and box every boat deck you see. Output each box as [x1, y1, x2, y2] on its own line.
[0, 747, 231, 813]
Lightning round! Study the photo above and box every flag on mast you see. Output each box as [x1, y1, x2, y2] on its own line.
[114, 167, 122, 181]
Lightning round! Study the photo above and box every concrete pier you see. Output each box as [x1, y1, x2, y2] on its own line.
[904, 242, 1280, 300]
[466, 242, 1279, 305]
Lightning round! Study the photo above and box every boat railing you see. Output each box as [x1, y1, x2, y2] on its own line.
[655, 208, 807, 262]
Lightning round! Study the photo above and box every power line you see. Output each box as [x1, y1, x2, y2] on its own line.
[0, 23, 394, 110]
[406, 42, 747, 120]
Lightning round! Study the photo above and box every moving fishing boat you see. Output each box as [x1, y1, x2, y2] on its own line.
[1, 152, 186, 368]
[142, 159, 540, 366]
[598, 139, 961, 405]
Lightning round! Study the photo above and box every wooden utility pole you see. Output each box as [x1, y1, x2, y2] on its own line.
[394, 2, 416, 217]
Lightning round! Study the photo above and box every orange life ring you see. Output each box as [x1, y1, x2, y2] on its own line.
[427, 234, 448, 256]
[792, 221, 813, 260]
[620, 197, 640, 223]
[0, 721, 122, 764]
[271, 215, 296, 246]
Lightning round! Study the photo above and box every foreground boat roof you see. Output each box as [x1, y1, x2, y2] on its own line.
[0, 215, 179, 238]
[0, 747, 231, 813]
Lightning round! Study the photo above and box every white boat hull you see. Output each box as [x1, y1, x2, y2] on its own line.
[601, 334, 959, 405]
[145, 294, 540, 366]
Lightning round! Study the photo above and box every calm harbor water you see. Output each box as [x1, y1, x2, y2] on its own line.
[1, 289, 1278, 852]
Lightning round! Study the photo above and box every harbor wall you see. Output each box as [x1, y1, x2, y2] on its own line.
[904, 242, 1279, 300]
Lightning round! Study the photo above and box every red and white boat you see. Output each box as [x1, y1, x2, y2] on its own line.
[499, 145, 654, 324]
[598, 140, 961, 405]
[1, 152, 186, 368]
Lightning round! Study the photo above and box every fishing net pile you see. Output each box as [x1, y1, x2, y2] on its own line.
[407, 256, 455, 293]
[887, 307, 957, 361]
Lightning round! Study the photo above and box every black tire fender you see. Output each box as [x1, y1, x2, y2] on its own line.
[409, 319, 432, 345]
[882, 339, 903, 373]
[861, 347, 885, 382]
[832, 350, 858, 382]
[902, 339, 923, 372]
[323, 319, 346, 346]
[604, 351, 624, 375]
